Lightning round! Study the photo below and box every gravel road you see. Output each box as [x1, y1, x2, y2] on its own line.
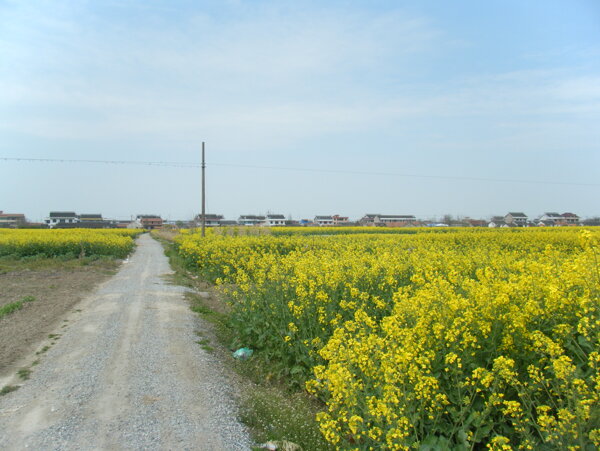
[0, 234, 252, 450]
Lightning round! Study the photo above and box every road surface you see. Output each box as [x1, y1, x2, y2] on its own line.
[0, 234, 251, 450]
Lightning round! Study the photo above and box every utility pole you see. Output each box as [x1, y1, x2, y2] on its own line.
[201, 142, 206, 237]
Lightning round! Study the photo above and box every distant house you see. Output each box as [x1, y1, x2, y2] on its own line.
[78, 214, 114, 228]
[264, 214, 286, 227]
[195, 214, 224, 227]
[359, 214, 416, 227]
[332, 215, 350, 226]
[504, 212, 528, 227]
[488, 216, 509, 228]
[560, 212, 580, 225]
[379, 215, 417, 227]
[466, 219, 488, 227]
[136, 215, 163, 230]
[0, 211, 26, 228]
[359, 214, 379, 226]
[314, 216, 334, 227]
[238, 215, 266, 226]
[538, 212, 563, 226]
[45, 212, 79, 228]
[80, 214, 103, 222]
[115, 220, 132, 229]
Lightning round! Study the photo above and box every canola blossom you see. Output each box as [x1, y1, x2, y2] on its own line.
[0, 228, 143, 259]
[175, 227, 600, 450]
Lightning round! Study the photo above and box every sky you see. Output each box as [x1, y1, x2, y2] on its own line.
[1, 0, 599, 222]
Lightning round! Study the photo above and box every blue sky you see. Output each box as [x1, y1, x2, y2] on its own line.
[1, 0, 599, 221]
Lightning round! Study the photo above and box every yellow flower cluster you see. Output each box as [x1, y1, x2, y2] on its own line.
[176, 227, 600, 449]
[0, 228, 142, 258]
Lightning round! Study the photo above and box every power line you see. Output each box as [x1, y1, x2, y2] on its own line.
[1, 156, 599, 187]
[0, 157, 197, 167]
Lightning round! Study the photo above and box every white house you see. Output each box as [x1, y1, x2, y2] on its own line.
[264, 214, 286, 226]
[314, 215, 334, 226]
[538, 212, 563, 226]
[238, 215, 266, 226]
[45, 211, 80, 228]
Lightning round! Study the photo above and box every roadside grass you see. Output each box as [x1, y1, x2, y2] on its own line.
[157, 235, 331, 450]
[0, 296, 36, 319]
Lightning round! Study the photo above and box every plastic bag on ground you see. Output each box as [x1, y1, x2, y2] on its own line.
[232, 347, 253, 360]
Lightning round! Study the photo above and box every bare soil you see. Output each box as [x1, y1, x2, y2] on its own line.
[0, 258, 120, 373]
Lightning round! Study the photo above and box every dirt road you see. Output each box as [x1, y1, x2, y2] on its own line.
[0, 234, 251, 450]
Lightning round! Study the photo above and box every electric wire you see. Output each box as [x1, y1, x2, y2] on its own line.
[1, 156, 598, 187]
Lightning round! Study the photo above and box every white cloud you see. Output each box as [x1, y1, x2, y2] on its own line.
[1, 1, 599, 153]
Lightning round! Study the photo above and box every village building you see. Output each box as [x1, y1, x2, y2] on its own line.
[332, 215, 350, 226]
[504, 212, 528, 227]
[358, 214, 379, 226]
[465, 218, 488, 227]
[0, 211, 26, 228]
[79, 214, 103, 222]
[263, 214, 286, 227]
[194, 214, 224, 227]
[136, 215, 163, 230]
[45, 211, 79, 228]
[488, 216, 510, 228]
[314, 216, 334, 226]
[359, 214, 416, 227]
[238, 215, 266, 226]
[538, 212, 565, 226]
[560, 212, 580, 225]
[77, 214, 112, 228]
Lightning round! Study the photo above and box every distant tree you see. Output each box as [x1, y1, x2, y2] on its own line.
[582, 217, 600, 226]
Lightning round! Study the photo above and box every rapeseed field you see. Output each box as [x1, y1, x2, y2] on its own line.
[0, 229, 142, 258]
[176, 227, 599, 450]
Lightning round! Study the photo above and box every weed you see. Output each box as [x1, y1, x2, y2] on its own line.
[36, 345, 50, 355]
[0, 385, 19, 396]
[196, 339, 215, 353]
[17, 368, 32, 380]
[0, 295, 36, 319]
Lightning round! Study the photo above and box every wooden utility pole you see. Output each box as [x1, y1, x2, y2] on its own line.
[201, 142, 206, 237]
